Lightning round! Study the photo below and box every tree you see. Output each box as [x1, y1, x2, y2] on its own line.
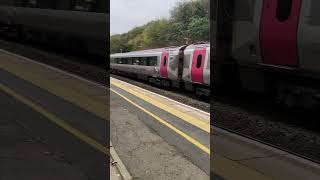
[187, 17, 210, 43]
[110, 0, 209, 54]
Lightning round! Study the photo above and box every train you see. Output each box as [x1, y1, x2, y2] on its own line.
[113, 0, 320, 107]
[211, 0, 320, 108]
[0, 0, 109, 57]
[110, 43, 210, 96]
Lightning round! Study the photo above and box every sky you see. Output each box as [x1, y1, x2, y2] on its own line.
[110, 0, 184, 35]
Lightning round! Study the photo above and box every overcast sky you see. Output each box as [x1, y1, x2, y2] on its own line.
[111, 0, 184, 35]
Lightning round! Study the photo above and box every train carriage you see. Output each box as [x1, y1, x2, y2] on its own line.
[213, 0, 320, 108]
[183, 44, 210, 94]
[111, 43, 210, 96]
[111, 48, 163, 81]
[111, 46, 183, 87]
[0, 0, 109, 57]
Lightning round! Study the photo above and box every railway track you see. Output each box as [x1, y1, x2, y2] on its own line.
[0, 37, 319, 164]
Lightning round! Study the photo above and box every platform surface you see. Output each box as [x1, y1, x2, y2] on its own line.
[212, 126, 320, 180]
[110, 77, 320, 180]
[110, 77, 210, 176]
[2, 48, 319, 180]
[0, 49, 210, 179]
[0, 49, 109, 179]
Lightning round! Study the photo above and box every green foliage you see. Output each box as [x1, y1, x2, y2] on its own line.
[187, 17, 210, 41]
[171, 0, 209, 24]
[110, 0, 209, 54]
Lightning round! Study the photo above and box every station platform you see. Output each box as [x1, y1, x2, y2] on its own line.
[212, 126, 320, 180]
[2, 48, 319, 180]
[0, 48, 210, 179]
[110, 78, 210, 179]
[0, 49, 113, 179]
[110, 78, 320, 179]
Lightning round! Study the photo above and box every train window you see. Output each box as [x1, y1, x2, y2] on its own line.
[146, 57, 156, 66]
[147, 57, 152, 66]
[140, 57, 148, 66]
[163, 57, 167, 66]
[196, 55, 203, 68]
[127, 58, 133, 65]
[73, 0, 96, 12]
[126, 58, 130, 64]
[145, 57, 150, 66]
[310, 1, 320, 25]
[234, 0, 256, 21]
[133, 58, 140, 65]
[151, 57, 158, 66]
[23, 0, 38, 8]
[118, 58, 128, 64]
[276, 0, 293, 22]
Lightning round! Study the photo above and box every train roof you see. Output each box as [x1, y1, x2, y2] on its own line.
[185, 43, 210, 50]
[111, 45, 182, 58]
[110, 43, 210, 58]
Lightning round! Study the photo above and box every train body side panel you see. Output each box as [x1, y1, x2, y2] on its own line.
[11, 7, 108, 40]
[232, 0, 263, 65]
[167, 50, 179, 81]
[203, 47, 210, 86]
[298, 0, 320, 73]
[232, 0, 267, 92]
[182, 49, 194, 83]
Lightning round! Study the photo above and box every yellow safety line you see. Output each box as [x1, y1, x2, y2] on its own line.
[110, 80, 210, 133]
[111, 88, 210, 155]
[0, 83, 109, 156]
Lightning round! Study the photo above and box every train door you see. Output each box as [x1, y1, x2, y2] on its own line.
[260, 0, 302, 67]
[160, 51, 169, 78]
[191, 48, 206, 83]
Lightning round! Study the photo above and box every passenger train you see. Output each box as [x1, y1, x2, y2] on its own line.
[212, 0, 320, 108]
[0, 0, 108, 57]
[111, 43, 210, 96]
[112, 0, 320, 107]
